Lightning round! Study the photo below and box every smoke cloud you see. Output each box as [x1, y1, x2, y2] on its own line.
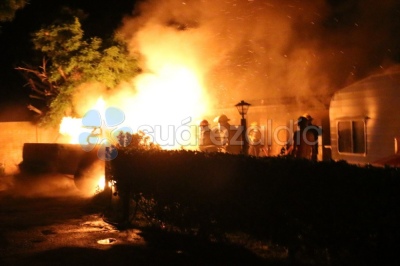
[1, 173, 83, 198]
[118, 0, 400, 107]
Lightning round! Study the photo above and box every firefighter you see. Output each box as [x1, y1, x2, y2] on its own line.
[216, 114, 230, 147]
[198, 119, 218, 152]
[248, 122, 264, 156]
[287, 115, 317, 160]
[303, 113, 320, 161]
[216, 114, 241, 154]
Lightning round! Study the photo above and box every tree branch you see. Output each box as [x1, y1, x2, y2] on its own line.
[27, 105, 43, 115]
[29, 94, 46, 101]
[58, 66, 67, 81]
[28, 79, 45, 95]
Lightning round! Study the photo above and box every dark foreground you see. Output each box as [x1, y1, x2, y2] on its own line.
[0, 173, 289, 266]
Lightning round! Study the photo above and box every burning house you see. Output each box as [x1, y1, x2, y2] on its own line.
[2, 0, 400, 192]
[212, 66, 400, 166]
[213, 96, 330, 160]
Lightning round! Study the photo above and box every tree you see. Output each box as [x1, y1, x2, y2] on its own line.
[0, 0, 27, 22]
[16, 15, 140, 126]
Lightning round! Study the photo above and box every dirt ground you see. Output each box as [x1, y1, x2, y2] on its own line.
[0, 172, 284, 266]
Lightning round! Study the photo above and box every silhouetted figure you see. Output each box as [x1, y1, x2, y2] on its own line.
[303, 114, 321, 161]
[248, 122, 264, 157]
[287, 116, 317, 160]
[216, 114, 241, 154]
[198, 119, 218, 152]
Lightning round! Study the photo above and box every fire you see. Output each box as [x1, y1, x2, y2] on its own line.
[56, 3, 222, 194]
[58, 63, 213, 193]
[59, 98, 107, 144]
[116, 63, 210, 150]
[96, 175, 106, 192]
[60, 65, 212, 150]
[59, 117, 83, 144]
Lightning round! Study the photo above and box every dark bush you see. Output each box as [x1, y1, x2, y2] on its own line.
[109, 148, 400, 264]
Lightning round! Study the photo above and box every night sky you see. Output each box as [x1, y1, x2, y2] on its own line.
[0, 0, 137, 120]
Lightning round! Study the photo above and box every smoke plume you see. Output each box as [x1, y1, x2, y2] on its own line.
[118, 0, 400, 107]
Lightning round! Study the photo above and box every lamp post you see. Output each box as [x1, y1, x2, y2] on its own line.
[235, 100, 251, 155]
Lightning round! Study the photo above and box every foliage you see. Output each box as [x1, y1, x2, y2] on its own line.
[16, 15, 140, 126]
[109, 150, 400, 265]
[0, 0, 26, 22]
[116, 131, 162, 151]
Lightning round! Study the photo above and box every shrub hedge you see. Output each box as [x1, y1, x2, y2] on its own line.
[109, 149, 400, 264]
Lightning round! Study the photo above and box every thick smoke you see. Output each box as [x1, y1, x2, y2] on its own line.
[118, 0, 400, 107]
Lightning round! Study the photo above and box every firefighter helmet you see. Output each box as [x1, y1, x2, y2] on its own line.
[217, 114, 230, 123]
[302, 113, 313, 121]
[200, 119, 209, 127]
[250, 121, 259, 127]
[297, 116, 308, 125]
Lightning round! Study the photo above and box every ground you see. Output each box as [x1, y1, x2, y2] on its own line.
[0, 172, 286, 266]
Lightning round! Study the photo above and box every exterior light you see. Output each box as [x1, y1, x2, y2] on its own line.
[235, 100, 251, 118]
[235, 100, 251, 155]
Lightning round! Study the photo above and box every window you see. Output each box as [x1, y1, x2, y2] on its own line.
[337, 120, 366, 154]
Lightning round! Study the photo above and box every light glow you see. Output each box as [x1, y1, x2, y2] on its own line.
[59, 97, 107, 144]
[96, 175, 106, 192]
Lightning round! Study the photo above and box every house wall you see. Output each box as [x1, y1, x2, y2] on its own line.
[329, 70, 400, 165]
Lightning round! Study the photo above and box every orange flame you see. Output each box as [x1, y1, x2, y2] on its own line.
[60, 64, 212, 150]
[97, 175, 106, 192]
[59, 97, 107, 144]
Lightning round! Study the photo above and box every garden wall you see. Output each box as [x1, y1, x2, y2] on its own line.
[0, 121, 60, 175]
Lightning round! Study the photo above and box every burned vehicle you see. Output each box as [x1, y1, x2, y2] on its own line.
[20, 143, 106, 192]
